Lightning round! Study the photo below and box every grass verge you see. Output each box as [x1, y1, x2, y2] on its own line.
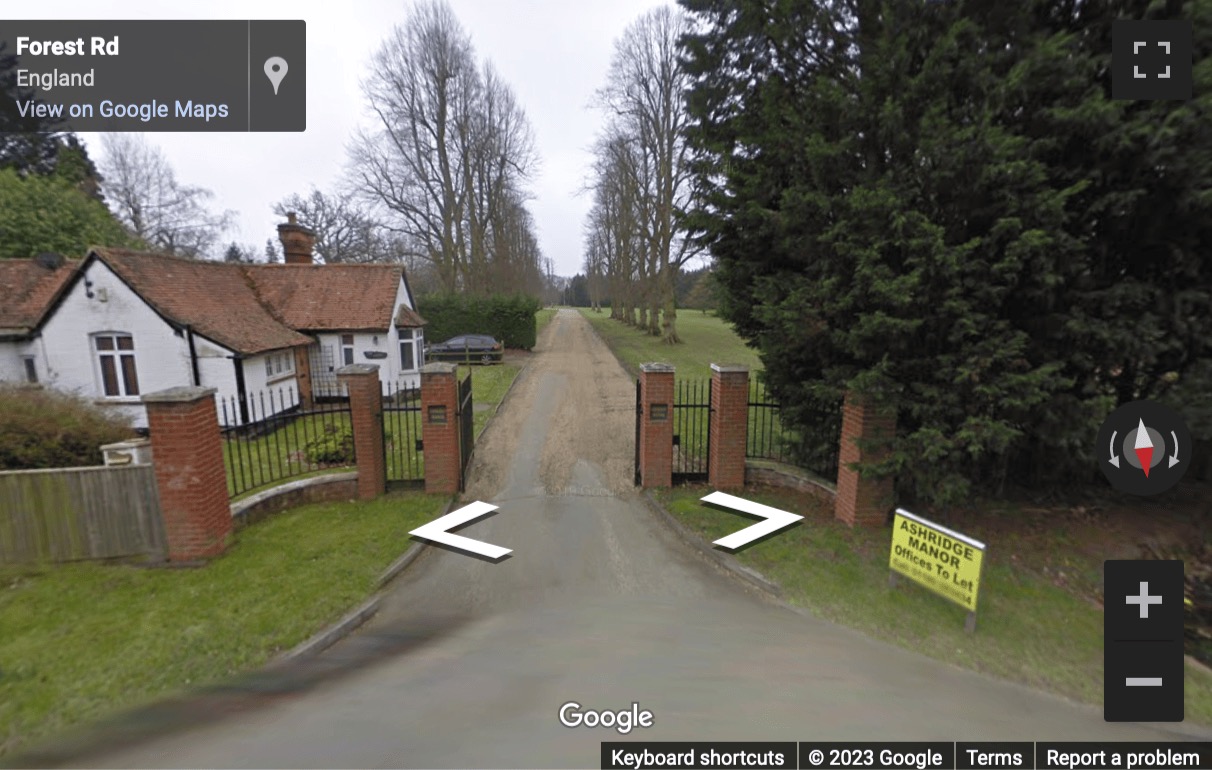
[459, 363, 520, 438]
[653, 483, 1212, 726]
[579, 308, 762, 381]
[0, 492, 449, 759]
[536, 307, 558, 338]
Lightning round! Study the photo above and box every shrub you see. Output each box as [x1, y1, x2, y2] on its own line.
[417, 294, 542, 350]
[304, 424, 355, 465]
[0, 385, 135, 470]
[302, 425, 392, 465]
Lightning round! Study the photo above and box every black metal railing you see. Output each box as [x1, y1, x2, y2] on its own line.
[747, 380, 792, 463]
[382, 380, 424, 485]
[746, 380, 841, 481]
[633, 378, 642, 486]
[220, 387, 355, 500]
[311, 380, 348, 401]
[673, 378, 711, 482]
[457, 371, 474, 491]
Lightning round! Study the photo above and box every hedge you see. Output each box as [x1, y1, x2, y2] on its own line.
[0, 385, 135, 470]
[417, 294, 542, 350]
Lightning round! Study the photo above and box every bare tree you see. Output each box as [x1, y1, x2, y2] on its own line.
[490, 193, 545, 295]
[585, 129, 647, 326]
[582, 235, 606, 311]
[593, 7, 701, 342]
[472, 64, 540, 294]
[274, 188, 397, 264]
[350, 0, 544, 295]
[98, 133, 234, 259]
[349, 0, 475, 290]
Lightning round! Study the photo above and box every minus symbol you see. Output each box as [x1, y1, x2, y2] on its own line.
[1125, 677, 1163, 686]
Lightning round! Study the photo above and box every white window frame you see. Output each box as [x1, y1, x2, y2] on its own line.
[93, 332, 140, 398]
[266, 351, 295, 381]
[22, 355, 37, 383]
[341, 334, 355, 366]
[400, 335, 415, 371]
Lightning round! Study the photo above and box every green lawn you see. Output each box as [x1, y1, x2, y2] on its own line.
[580, 308, 762, 381]
[0, 492, 449, 760]
[536, 307, 558, 338]
[654, 484, 1212, 726]
[460, 363, 521, 438]
[582, 309, 830, 472]
[223, 410, 357, 499]
[224, 364, 519, 498]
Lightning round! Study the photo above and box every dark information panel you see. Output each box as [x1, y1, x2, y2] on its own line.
[0, 20, 305, 131]
[599, 742, 1211, 770]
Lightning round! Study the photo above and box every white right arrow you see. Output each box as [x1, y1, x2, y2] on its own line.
[410, 501, 511, 560]
[1170, 430, 1181, 468]
[702, 491, 804, 551]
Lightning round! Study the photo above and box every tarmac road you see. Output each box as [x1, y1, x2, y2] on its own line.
[63, 310, 1209, 769]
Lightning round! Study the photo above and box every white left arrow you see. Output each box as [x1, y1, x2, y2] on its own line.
[702, 491, 804, 551]
[409, 501, 511, 560]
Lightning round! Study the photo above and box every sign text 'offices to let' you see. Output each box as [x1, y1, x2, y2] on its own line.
[889, 508, 986, 623]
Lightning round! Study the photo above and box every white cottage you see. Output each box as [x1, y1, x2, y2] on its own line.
[0, 215, 426, 428]
[0, 252, 79, 385]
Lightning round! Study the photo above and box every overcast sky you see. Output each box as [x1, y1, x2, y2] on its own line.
[22, 0, 674, 276]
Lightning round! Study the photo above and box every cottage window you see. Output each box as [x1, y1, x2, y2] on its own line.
[400, 338, 414, 371]
[341, 334, 355, 366]
[22, 356, 37, 383]
[95, 334, 139, 397]
[265, 352, 294, 379]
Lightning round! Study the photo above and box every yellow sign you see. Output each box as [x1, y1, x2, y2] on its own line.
[889, 509, 986, 613]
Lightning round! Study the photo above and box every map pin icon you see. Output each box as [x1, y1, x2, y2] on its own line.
[264, 57, 288, 95]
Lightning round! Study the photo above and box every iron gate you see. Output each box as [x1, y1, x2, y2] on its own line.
[382, 382, 423, 486]
[633, 376, 713, 485]
[673, 378, 711, 482]
[634, 378, 642, 485]
[457, 371, 474, 491]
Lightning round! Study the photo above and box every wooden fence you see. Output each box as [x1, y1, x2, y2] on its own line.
[0, 465, 167, 565]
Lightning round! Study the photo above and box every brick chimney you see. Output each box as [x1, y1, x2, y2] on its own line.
[277, 212, 316, 265]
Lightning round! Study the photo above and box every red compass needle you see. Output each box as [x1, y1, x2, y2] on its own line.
[1133, 418, 1154, 477]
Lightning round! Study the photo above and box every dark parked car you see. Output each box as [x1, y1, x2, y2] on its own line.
[425, 334, 504, 364]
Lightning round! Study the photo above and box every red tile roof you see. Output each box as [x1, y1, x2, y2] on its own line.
[7, 249, 425, 353]
[246, 264, 419, 331]
[0, 257, 79, 333]
[94, 248, 314, 355]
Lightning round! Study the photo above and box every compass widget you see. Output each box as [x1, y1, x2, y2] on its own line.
[1097, 400, 1191, 496]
